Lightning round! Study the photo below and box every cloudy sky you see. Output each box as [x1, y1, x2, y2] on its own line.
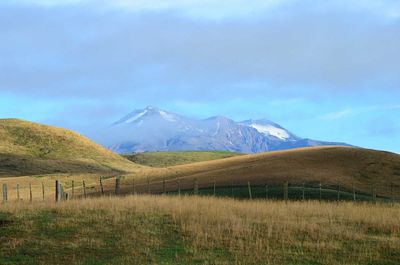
[0, 0, 399, 153]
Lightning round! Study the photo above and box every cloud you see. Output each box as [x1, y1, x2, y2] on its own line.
[319, 109, 354, 120]
[3, 0, 400, 20]
[1, 2, 400, 105]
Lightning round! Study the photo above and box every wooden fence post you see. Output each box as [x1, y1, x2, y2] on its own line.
[302, 183, 305, 201]
[265, 184, 268, 200]
[99, 178, 104, 195]
[319, 183, 322, 201]
[29, 183, 33, 203]
[352, 182, 356, 202]
[193, 179, 199, 195]
[115, 178, 121, 195]
[372, 184, 376, 203]
[70, 180, 74, 199]
[55, 180, 60, 202]
[231, 179, 234, 198]
[247, 181, 252, 200]
[391, 183, 394, 204]
[213, 179, 216, 197]
[60, 184, 64, 201]
[83, 180, 87, 199]
[16, 184, 20, 201]
[177, 179, 181, 196]
[42, 182, 45, 201]
[283, 181, 288, 202]
[163, 179, 166, 195]
[2, 184, 7, 203]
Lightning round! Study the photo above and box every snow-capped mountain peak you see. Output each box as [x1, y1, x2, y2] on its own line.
[113, 106, 179, 125]
[106, 107, 349, 153]
[249, 123, 289, 140]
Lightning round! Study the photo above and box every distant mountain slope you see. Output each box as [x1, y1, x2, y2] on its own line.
[108, 106, 349, 154]
[0, 119, 141, 176]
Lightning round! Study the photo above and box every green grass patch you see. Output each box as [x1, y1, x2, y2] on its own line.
[123, 150, 243, 167]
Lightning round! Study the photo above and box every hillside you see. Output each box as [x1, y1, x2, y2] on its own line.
[0, 119, 141, 177]
[123, 151, 243, 167]
[117, 146, 400, 198]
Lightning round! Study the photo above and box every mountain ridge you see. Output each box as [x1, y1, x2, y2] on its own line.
[107, 107, 350, 154]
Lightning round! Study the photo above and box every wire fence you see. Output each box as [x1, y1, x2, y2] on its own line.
[1, 175, 398, 204]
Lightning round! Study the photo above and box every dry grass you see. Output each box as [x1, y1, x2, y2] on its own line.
[133, 146, 400, 197]
[0, 119, 143, 176]
[0, 195, 399, 264]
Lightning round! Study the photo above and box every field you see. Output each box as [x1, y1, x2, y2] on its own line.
[0, 195, 399, 265]
[1, 120, 400, 264]
[123, 151, 243, 167]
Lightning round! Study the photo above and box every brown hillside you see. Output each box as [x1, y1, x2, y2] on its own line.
[0, 119, 142, 176]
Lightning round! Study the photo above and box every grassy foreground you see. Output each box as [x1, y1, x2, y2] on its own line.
[123, 151, 243, 167]
[0, 196, 399, 265]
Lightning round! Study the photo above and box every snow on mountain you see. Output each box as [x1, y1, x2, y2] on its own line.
[106, 107, 349, 153]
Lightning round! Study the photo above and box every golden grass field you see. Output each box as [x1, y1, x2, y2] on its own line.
[1, 119, 400, 264]
[0, 195, 399, 265]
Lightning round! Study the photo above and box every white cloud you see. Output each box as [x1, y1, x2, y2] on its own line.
[319, 109, 354, 120]
[4, 0, 400, 20]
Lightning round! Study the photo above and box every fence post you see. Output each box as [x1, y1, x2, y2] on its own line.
[352, 182, 356, 202]
[115, 177, 121, 195]
[319, 183, 322, 201]
[42, 182, 45, 201]
[162, 179, 166, 195]
[55, 180, 60, 202]
[177, 179, 181, 196]
[16, 184, 20, 201]
[99, 178, 104, 195]
[372, 184, 376, 203]
[391, 183, 394, 204]
[2, 184, 7, 203]
[231, 179, 234, 198]
[70, 180, 74, 199]
[193, 179, 198, 195]
[283, 181, 288, 202]
[213, 179, 216, 197]
[265, 184, 268, 200]
[247, 181, 252, 200]
[29, 183, 33, 203]
[60, 184, 64, 201]
[83, 180, 87, 199]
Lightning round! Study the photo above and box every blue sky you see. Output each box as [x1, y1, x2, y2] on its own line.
[0, 0, 399, 153]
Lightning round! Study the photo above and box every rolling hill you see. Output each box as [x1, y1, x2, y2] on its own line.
[120, 146, 400, 198]
[0, 119, 142, 177]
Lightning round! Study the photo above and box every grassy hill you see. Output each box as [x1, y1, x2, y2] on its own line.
[123, 150, 243, 167]
[115, 146, 400, 198]
[0, 119, 142, 177]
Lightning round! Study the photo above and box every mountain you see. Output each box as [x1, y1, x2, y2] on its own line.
[108, 106, 349, 154]
[0, 119, 141, 176]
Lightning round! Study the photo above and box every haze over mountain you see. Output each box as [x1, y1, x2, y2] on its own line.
[107, 107, 349, 154]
